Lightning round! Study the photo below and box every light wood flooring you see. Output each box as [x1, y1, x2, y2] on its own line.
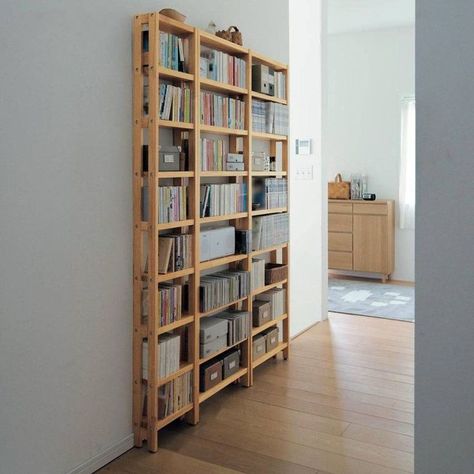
[99, 313, 414, 474]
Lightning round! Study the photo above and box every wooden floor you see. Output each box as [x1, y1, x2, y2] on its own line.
[100, 313, 414, 474]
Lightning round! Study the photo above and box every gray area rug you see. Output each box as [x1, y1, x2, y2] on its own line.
[328, 278, 414, 322]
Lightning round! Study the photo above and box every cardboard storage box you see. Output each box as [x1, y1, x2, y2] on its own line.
[222, 349, 240, 378]
[263, 327, 279, 352]
[200, 359, 223, 392]
[159, 145, 181, 171]
[200, 334, 227, 358]
[253, 300, 272, 327]
[200, 317, 228, 344]
[253, 335, 266, 360]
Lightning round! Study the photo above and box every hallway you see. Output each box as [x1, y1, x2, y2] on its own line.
[101, 313, 414, 473]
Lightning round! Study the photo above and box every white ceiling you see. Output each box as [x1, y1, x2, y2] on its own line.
[327, 0, 415, 34]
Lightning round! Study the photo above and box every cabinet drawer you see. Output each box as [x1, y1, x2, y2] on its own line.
[329, 251, 353, 270]
[329, 202, 352, 214]
[353, 203, 388, 215]
[328, 213, 352, 233]
[329, 232, 352, 252]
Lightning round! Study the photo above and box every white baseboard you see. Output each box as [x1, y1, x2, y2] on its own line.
[68, 433, 134, 474]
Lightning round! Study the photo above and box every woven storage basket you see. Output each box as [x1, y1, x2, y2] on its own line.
[265, 263, 288, 285]
[328, 173, 350, 200]
[216, 26, 243, 45]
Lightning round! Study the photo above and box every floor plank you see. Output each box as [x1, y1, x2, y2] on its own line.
[99, 313, 414, 473]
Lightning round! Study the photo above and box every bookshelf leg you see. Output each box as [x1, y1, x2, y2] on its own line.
[148, 429, 158, 453]
[283, 346, 289, 360]
[186, 406, 199, 425]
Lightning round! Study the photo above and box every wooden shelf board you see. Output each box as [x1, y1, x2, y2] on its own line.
[201, 171, 248, 177]
[200, 254, 247, 270]
[200, 124, 248, 136]
[200, 78, 248, 95]
[199, 338, 248, 365]
[157, 219, 194, 230]
[157, 267, 194, 283]
[252, 131, 287, 141]
[251, 243, 288, 257]
[158, 66, 194, 82]
[158, 14, 194, 35]
[199, 368, 248, 404]
[157, 171, 194, 178]
[252, 342, 288, 369]
[157, 315, 195, 335]
[199, 296, 248, 318]
[252, 51, 288, 71]
[199, 30, 249, 55]
[251, 91, 287, 105]
[200, 212, 248, 224]
[156, 403, 194, 430]
[158, 362, 194, 386]
[251, 171, 287, 177]
[252, 314, 287, 337]
[159, 119, 194, 130]
[253, 279, 288, 296]
[251, 207, 287, 216]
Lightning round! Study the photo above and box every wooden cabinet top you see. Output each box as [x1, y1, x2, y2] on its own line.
[328, 199, 394, 205]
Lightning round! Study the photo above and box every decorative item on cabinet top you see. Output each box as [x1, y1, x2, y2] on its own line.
[159, 8, 186, 23]
[328, 173, 350, 200]
[216, 26, 243, 45]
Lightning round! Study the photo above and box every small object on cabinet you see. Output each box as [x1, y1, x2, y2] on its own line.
[362, 193, 376, 201]
[350, 174, 363, 200]
[216, 26, 243, 45]
[328, 173, 350, 200]
[206, 21, 217, 34]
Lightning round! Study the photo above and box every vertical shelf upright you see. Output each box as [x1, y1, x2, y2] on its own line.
[133, 12, 290, 452]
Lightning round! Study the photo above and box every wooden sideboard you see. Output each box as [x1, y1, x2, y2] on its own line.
[328, 199, 395, 282]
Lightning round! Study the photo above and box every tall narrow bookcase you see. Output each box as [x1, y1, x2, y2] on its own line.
[133, 12, 290, 451]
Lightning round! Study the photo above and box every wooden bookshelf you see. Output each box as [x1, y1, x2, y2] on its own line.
[133, 12, 289, 452]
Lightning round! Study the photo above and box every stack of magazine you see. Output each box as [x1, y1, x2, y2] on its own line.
[252, 100, 288, 135]
[159, 32, 189, 72]
[159, 83, 192, 122]
[158, 283, 182, 326]
[199, 270, 250, 312]
[158, 372, 193, 419]
[257, 288, 286, 318]
[158, 234, 193, 273]
[200, 137, 227, 171]
[252, 213, 289, 251]
[142, 333, 181, 380]
[200, 183, 247, 217]
[200, 47, 246, 87]
[158, 185, 187, 223]
[251, 258, 265, 291]
[253, 178, 288, 210]
[274, 71, 286, 99]
[200, 91, 245, 129]
[215, 311, 250, 345]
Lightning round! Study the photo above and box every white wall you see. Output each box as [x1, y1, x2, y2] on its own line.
[325, 26, 415, 281]
[416, 1, 474, 472]
[289, 0, 325, 334]
[0, 1, 289, 473]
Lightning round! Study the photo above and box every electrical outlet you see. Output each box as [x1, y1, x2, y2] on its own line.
[295, 166, 314, 180]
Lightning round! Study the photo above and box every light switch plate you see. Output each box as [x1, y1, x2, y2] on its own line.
[295, 166, 314, 180]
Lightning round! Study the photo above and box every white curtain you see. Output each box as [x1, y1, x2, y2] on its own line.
[399, 98, 416, 229]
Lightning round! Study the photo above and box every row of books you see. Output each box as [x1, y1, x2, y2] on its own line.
[200, 92, 245, 129]
[216, 311, 250, 345]
[252, 213, 289, 251]
[200, 270, 250, 312]
[258, 288, 286, 318]
[200, 183, 248, 218]
[159, 234, 193, 273]
[141, 284, 182, 326]
[251, 258, 265, 291]
[253, 178, 288, 209]
[200, 47, 246, 88]
[273, 71, 286, 99]
[158, 185, 187, 223]
[159, 83, 192, 122]
[200, 138, 227, 171]
[158, 372, 192, 419]
[159, 32, 189, 72]
[252, 100, 288, 135]
[142, 333, 181, 379]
